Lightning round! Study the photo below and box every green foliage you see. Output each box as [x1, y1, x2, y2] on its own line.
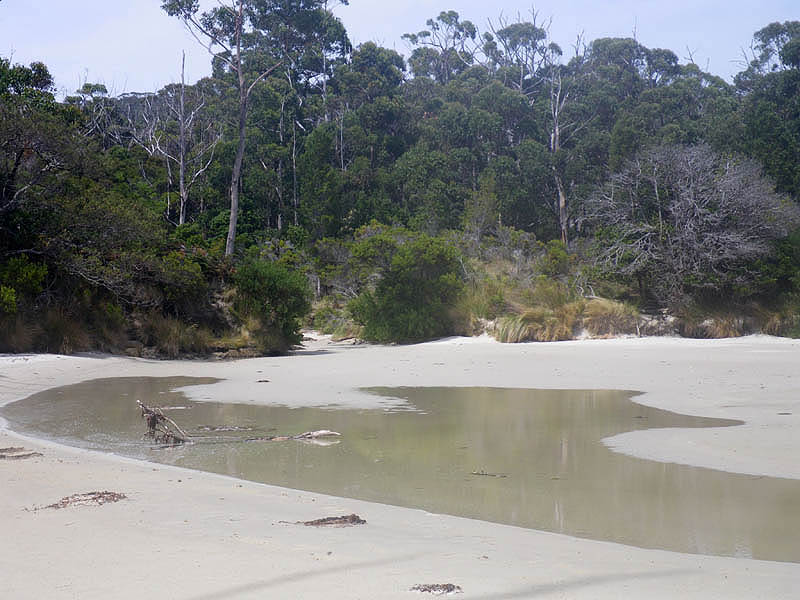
[350, 235, 464, 342]
[234, 257, 312, 354]
[537, 240, 572, 277]
[0, 285, 17, 314]
[310, 297, 361, 341]
[0, 256, 48, 295]
[0, 256, 47, 314]
[158, 251, 208, 310]
[5, 13, 800, 354]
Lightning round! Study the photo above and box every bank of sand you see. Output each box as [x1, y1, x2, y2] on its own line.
[1, 335, 799, 599]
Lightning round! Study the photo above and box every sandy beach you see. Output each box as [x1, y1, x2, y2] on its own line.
[1, 334, 799, 599]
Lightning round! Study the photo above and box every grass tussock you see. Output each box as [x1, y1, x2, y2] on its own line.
[89, 302, 129, 352]
[525, 277, 576, 310]
[675, 304, 748, 339]
[495, 301, 584, 343]
[42, 309, 90, 354]
[141, 312, 214, 358]
[754, 302, 800, 338]
[583, 298, 640, 337]
[0, 314, 38, 353]
[459, 276, 507, 321]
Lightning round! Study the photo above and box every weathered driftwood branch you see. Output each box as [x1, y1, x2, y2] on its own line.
[137, 400, 191, 445]
[245, 430, 341, 442]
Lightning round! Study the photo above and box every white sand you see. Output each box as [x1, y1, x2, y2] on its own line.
[1, 335, 799, 598]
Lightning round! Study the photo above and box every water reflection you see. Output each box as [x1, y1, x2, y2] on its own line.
[3, 378, 799, 563]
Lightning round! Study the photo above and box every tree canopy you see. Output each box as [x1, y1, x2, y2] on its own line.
[2, 13, 800, 351]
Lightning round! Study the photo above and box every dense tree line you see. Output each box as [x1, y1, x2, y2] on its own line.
[2, 5, 799, 353]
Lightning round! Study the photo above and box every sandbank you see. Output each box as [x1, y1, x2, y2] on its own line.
[1, 334, 799, 598]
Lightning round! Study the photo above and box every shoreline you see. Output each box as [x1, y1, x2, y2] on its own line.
[2, 335, 799, 598]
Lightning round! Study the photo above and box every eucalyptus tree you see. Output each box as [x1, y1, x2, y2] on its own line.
[161, 0, 284, 255]
[734, 21, 800, 197]
[482, 12, 551, 102]
[402, 11, 479, 84]
[0, 59, 75, 220]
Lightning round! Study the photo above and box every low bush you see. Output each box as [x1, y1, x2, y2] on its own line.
[310, 298, 362, 341]
[350, 235, 464, 343]
[234, 258, 311, 354]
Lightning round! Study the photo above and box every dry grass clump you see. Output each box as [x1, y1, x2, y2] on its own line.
[755, 304, 800, 338]
[459, 276, 507, 321]
[0, 315, 38, 352]
[526, 277, 575, 309]
[674, 305, 747, 339]
[495, 302, 583, 343]
[89, 302, 129, 352]
[141, 312, 214, 357]
[583, 298, 639, 337]
[703, 315, 746, 338]
[42, 309, 90, 354]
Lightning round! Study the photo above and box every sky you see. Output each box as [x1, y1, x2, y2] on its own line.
[0, 1, 798, 98]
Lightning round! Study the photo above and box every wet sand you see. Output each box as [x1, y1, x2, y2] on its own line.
[1, 334, 799, 598]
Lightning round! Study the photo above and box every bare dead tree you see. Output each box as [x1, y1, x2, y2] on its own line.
[121, 55, 221, 225]
[582, 144, 800, 305]
[545, 33, 591, 246]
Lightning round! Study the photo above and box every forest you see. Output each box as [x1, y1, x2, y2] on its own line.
[1, 2, 799, 356]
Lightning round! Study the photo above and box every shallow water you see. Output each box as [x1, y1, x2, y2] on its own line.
[3, 377, 800, 563]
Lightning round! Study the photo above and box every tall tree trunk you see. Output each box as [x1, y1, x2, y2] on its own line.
[555, 173, 568, 245]
[226, 86, 248, 256]
[178, 52, 188, 226]
[292, 119, 298, 226]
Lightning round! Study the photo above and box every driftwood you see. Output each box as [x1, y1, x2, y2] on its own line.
[245, 430, 341, 443]
[137, 400, 340, 448]
[302, 514, 366, 527]
[42, 491, 127, 510]
[410, 583, 463, 595]
[0, 446, 43, 460]
[280, 514, 366, 527]
[470, 470, 508, 478]
[138, 400, 191, 445]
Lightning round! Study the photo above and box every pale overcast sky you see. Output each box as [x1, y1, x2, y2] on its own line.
[0, 1, 797, 97]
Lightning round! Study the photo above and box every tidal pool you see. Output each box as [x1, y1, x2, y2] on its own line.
[3, 377, 799, 563]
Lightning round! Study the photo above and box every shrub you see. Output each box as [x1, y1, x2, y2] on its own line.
[350, 235, 464, 343]
[526, 277, 577, 310]
[234, 258, 311, 354]
[0, 285, 16, 314]
[460, 275, 506, 321]
[0, 256, 47, 314]
[538, 240, 572, 277]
